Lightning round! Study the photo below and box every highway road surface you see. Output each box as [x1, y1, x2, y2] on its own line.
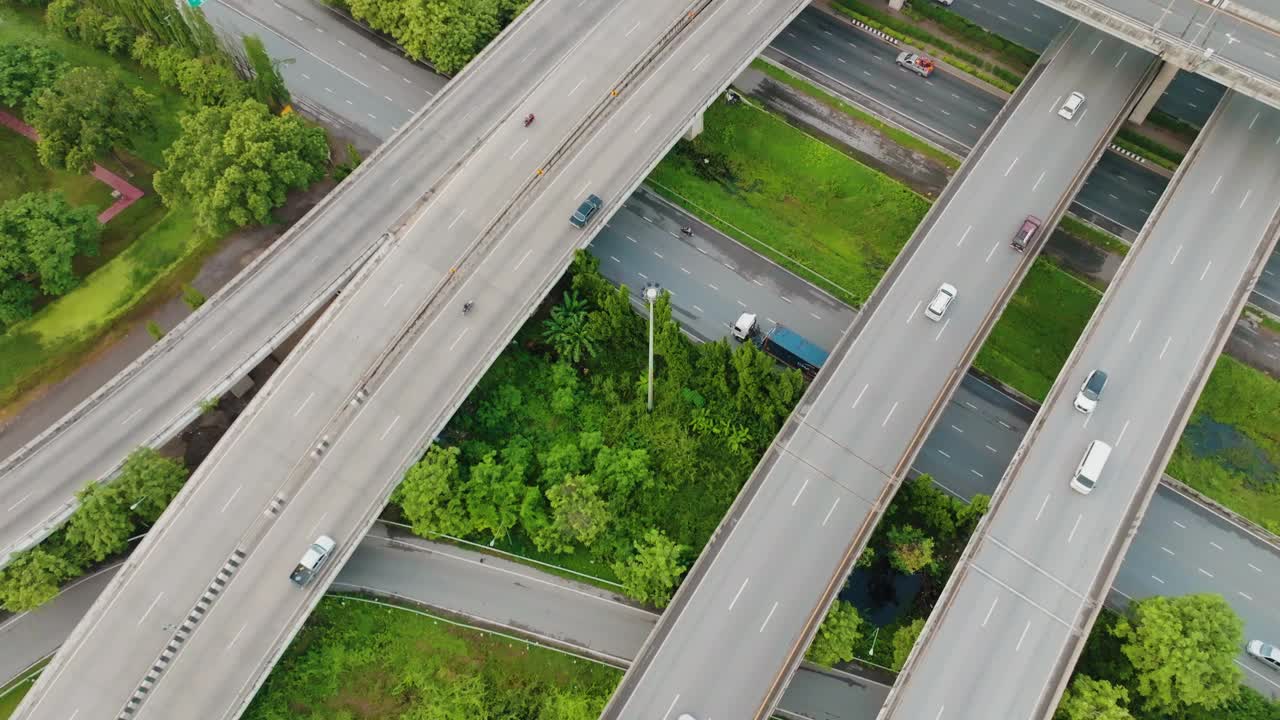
[880, 91, 1280, 720]
[12, 1, 818, 718]
[0, 0, 598, 570]
[601, 26, 1154, 720]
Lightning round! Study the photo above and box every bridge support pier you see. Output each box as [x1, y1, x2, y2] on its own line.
[684, 110, 704, 140]
[1128, 60, 1179, 125]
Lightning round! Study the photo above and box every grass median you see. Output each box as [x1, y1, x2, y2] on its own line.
[647, 97, 930, 307]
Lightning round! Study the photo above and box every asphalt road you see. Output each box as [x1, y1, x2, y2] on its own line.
[202, 0, 442, 144]
[945, 0, 1222, 126]
[603, 26, 1154, 720]
[774, 7, 1167, 236]
[882, 92, 1280, 719]
[12, 2, 819, 718]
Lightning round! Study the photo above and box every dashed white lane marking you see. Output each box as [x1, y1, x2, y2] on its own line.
[1174, 520, 1187, 528]
[1161, 546, 1174, 555]
[1240, 591, 1254, 601]
[1198, 567, 1214, 578]
[1152, 575, 1165, 583]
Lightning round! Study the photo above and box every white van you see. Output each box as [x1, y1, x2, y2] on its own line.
[1070, 440, 1112, 495]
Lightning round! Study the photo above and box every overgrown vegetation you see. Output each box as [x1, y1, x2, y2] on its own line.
[1167, 355, 1280, 535]
[1115, 128, 1184, 172]
[393, 252, 806, 607]
[328, 0, 531, 75]
[1059, 216, 1130, 257]
[0, 448, 187, 612]
[1064, 597, 1279, 720]
[750, 58, 961, 170]
[246, 596, 620, 720]
[0, 190, 102, 329]
[647, 96, 930, 307]
[975, 258, 1099, 401]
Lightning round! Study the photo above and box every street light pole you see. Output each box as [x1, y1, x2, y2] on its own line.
[644, 284, 660, 412]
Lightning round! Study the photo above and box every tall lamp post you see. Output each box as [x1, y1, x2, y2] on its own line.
[644, 283, 660, 411]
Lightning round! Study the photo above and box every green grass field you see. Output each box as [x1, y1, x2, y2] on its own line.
[0, 658, 47, 720]
[647, 98, 930, 308]
[0, 129, 115, 210]
[975, 259, 1100, 402]
[246, 596, 620, 719]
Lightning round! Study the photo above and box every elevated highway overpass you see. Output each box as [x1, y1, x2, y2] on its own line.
[11, 0, 818, 717]
[0, 0, 588, 569]
[601, 25, 1156, 720]
[1034, 0, 1280, 111]
[878, 89, 1280, 720]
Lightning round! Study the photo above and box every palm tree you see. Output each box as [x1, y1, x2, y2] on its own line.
[542, 291, 597, 363]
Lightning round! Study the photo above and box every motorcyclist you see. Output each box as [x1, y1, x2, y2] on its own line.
[463, 301, 474, 314]
[524, 113, 535, 127]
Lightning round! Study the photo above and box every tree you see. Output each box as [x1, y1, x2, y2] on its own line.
[0, 190, 101, 326]
[464, 451, 527, 540]
[154, 99, 330, 234]
[1055, 676, 1133, 720]
[115, 447, 189, 523]
[886, 524, 934, 575]
[612, 528, 686, 608]
[181, 283, 206, 310]
[0, 43, 66, 109]
[176, 56, 244, 107]
[26, 67, 156, 173]
[542, 290, 597, 364]
[544, 474, 610, 549]
[1111, 594, 1243, 715]
[396, 446, 471, 537]
[402, 0, 502, 75]
[0, 547, 80, 612]
[890, 618, 925, 671]
[806, 600, 863, 667]
[242, 35, 290, 110]
[65, 481, 133, 562]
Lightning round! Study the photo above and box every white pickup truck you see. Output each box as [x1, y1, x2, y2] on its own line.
[290, 535, 336, 586]
[895, 52, 936, 78]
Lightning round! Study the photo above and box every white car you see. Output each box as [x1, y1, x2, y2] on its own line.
[1073, 369, 1108, 414]
[1058, 91, 1086, 120]
[1247, 640, 1280, 671]
[924, 283, 957, 322]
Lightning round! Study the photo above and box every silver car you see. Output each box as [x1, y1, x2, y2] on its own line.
[1058, 91, 1086, 120]
[1247, 640, 1280, 671]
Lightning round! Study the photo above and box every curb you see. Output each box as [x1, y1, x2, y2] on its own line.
[842, 15, 899, 45]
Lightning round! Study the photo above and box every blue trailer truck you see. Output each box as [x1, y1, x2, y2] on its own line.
[732, 313, 829, 379]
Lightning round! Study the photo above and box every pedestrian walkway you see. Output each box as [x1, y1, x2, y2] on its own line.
[0, 110, 144, 224]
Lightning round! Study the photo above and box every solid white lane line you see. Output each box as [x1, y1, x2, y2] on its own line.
[220, 485, 242, 513]
[882, 401, 898, 427]
[226, 624, 248, 650]
[852, 384, 868, 409]
[760, 601, 779, 632]
[1015, 621, 1031, 651]
[380, 415, 400, 441]
[449, 328, 468, 351]
[982, 597, 998, 627]
[729, 578, 749, 611]
[1036, 494, 1050, 521]
[137, 592, 164, 626]
[1116, 420, 1130, 447]
[823, 498, 840, 527]
[294, 392, 315, 418]
[792, 478, 810, 506]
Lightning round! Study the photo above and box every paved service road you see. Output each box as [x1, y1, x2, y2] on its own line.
[774, 7, 1166, 236]
[13, 2, 818, 718]
[603, 26, 1153, 720]
[881, 92, 1280, 720]
[203, 0, 441, 142]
